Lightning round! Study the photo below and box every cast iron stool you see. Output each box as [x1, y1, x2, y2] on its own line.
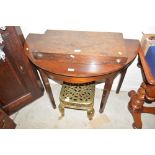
[59, 82, 95, 120]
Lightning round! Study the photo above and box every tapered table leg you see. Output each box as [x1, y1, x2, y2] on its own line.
[39, 69, 56, 109]
[116, 67, 127, 94]
[99, 75, 115, 113]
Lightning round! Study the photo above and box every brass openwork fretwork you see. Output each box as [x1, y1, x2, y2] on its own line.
[59, 82, 95, 120]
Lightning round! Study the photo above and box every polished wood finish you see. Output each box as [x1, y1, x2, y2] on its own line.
[116, 67, 128, 94]
[25, 30, 139, 113]
[27, 30, 127, 57]
[25, 30, 128, 77]
[128, 47, 155, 129]
[32, 52, 127, 65]
[39, 69, 56, 109]
[0, 27, 44, 115]
[0, 108, 16, 129]
[99, 73, 116, 113]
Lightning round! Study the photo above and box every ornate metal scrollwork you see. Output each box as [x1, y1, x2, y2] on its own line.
[0, 27, 6, 61]
[0, 48, 5, 62]
[0, 34, 5, 62]
[0, 26, 6, 31]
[0, 33, 4, 44]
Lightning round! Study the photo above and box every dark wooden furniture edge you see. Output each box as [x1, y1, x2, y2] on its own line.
[0, 26, 44, 115]
[0, 108, 16, 129]
[138, 47, 155, 85]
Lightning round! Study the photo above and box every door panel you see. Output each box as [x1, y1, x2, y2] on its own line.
[0, 26, 44, 115]
[0, 58, 27, 105]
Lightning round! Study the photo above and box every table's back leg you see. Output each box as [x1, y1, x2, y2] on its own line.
[116, 67, 127, 94]
[99, 75, 115, 113]
[39, 69, 56, 109]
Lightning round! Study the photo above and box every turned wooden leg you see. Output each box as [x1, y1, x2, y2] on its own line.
[99, 75, 115, 113]
[116, 68, 127, 94]
[39, 69, 56, 109]
[132, 112, 142, 129]
[128, 100, 142, 129]
[128, 82, 146, 129]
[87, 108, 95, 120]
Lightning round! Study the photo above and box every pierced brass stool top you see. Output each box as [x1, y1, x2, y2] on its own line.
[60, 82, 95, 105]
[59, 82, 95, 120]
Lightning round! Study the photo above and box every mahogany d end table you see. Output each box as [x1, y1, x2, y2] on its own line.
[24, 30, 139, 113]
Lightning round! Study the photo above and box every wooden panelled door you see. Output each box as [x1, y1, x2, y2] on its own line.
[0, 26, 44, 116]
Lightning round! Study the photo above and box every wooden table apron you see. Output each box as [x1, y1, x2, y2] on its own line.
[25, 36, 139, 113]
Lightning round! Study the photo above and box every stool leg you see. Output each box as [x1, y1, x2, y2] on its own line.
[59, 103, 65, 119]
[39, 69, 56, 109]
[87, 108, 95, 120]
[116, 67, 127, 94]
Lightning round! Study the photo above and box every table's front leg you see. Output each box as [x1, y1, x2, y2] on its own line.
[39, 69, 56, 109]
[99, 74, 115, 113]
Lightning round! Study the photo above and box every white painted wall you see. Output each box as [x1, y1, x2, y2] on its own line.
[14, 0, 155, 92]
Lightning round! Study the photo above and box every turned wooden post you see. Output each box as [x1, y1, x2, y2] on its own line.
[128, 82, 146, 129]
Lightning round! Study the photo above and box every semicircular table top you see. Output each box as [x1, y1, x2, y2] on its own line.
[24, 30, 139, 78]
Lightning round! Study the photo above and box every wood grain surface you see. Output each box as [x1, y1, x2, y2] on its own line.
[25, 31, 139, 78]
[26, 30, 127, 56]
